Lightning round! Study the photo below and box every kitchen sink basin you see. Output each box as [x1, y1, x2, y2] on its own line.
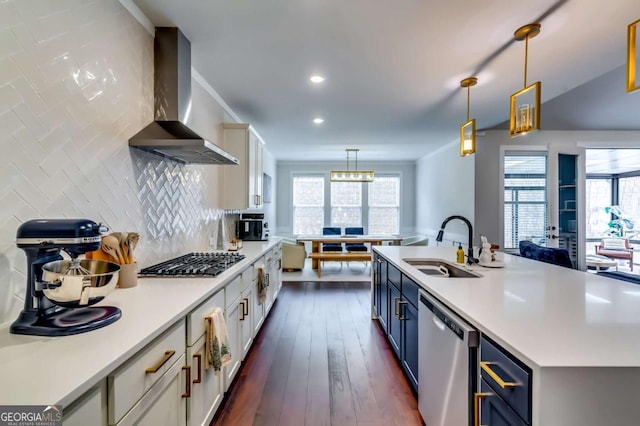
[402, 258, 481, 278]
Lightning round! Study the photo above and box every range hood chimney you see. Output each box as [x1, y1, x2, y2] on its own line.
[129, 27, 238, 165]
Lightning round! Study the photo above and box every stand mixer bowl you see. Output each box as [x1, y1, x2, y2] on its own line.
[41, 259, 120, 308]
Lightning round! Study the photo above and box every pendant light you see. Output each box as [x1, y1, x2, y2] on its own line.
[509, 23, 541, 137]
[628, 18, 640, 93]
[460, 77, 478, 156]
[330, 149, 375, 182]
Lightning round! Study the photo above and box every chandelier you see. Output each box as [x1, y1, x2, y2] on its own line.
[330, 149, 375, 182]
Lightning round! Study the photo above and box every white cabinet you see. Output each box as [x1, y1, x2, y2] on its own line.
[264, 243, 282, 314]
[249, 261, 266, 337]
[222, 123, 264, 210]
[186, 335, 223, 426]
[186, 290, 225, 426]
[60, 244, 282, 426]
[63, 382, 107, 426]
[116, 353, 187, 426]
[223, 296, 242, 391]
[108, 321, 187, 425]
[239, 284, 254, 359]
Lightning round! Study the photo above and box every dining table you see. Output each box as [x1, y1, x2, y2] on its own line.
[296, 235, 403, 270]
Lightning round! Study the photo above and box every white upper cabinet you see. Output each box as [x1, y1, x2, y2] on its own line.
[222, 123, 264, 210]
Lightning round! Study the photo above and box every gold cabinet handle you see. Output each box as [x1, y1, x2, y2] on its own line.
[145, 350, 176, 374]
[398, 300, 408, 320]
[182, 365, 191, 398]
[193, 353, 202, 384]
[394, 297, 400, 316]
[474, 392, 490, 426]
[480, 362, 516, 388]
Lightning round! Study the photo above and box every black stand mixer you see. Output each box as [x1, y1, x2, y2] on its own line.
[11, 219, 122, 336]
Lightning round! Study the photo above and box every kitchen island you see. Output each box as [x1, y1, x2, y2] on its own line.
[0, 239, 281, 425]
[373, 245, 640, 426]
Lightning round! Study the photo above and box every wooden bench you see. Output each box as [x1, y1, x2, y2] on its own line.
[307, 252, 372, 277]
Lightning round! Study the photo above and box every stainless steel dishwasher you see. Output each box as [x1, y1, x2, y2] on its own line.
[419, 290, 478, 426]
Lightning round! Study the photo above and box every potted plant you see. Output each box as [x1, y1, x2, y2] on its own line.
[604, 205, 635, 237]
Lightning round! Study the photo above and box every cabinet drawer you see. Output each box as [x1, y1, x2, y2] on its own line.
[480, 378, 528, 426]
[401, 275, 420, 308]
[225, 275, 243, 309]
[108, 320, 186, 425]
[187, 289, 225, 346]
[480, 337, 531, 424]
[387, 263, 401, 289]
[115, 353, 187, 426]
[252, 256, 266, 280]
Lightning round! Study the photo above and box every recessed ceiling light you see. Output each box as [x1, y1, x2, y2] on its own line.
[313, 118, 324, 124]
[310, 75, 325, 83]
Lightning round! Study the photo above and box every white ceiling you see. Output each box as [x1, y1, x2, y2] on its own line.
[131, 0, 640, 161]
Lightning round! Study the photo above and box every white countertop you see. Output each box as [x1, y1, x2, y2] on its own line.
[375, 246, 640, 369]
[0, 240, 279, 407]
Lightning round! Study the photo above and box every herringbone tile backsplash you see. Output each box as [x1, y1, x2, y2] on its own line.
[0, 0, 236, 325]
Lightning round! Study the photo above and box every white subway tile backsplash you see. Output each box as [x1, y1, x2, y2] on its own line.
[11, 77, 47, 116]
[0, 109, 23, 135]
[0, 83, 22, 114]
[0, 0, 232, 326]
[13, 102, 47, 140]
[0, 57, 21, 86]
[0, 28, 21, 59]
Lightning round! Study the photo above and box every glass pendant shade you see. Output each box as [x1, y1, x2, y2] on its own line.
[510, 82, 541, 136]
[330, 170, 375, 182]
[460, 119, 476, 156]
[628, 18, 640, 93]
[330, 149, 375, 182]
[509, 23, 541, 138]
[459, 77, 477, 156]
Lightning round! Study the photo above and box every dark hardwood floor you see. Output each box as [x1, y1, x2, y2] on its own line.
[212, 281, 423, 426]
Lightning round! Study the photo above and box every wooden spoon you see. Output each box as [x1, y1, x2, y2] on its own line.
[102, 235, 125, 264]
[126, 232, 140, 264]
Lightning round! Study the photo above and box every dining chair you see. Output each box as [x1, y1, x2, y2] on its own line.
[344, 227, 368, 252]
[322, 227, 343, 252]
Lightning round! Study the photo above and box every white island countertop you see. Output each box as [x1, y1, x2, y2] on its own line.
[0, 240, 280, 407]
[374, 245, 640, 369]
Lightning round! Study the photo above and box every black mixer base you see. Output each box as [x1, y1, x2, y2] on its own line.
[10, 306, 122, 336]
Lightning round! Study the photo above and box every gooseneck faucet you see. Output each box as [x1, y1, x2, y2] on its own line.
[435, 215, 476, 265]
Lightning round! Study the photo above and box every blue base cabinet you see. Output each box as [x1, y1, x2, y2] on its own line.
[374, 258, 418, 393]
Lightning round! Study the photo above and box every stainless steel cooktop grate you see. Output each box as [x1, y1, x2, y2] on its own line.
[138, 252, 246, 277]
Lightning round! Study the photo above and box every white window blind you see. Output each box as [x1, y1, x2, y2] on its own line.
[369, 176, 400, 235]
[331, 181, 362, 227]
[504, 153, 548, 249]
[293, 176, 324, 235]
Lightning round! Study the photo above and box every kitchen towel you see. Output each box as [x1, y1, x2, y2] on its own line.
[204, 307, 232, 374]
[257, 265, 267, 304]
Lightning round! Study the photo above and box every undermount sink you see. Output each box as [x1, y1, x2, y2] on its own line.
[402, 258, 482, 278]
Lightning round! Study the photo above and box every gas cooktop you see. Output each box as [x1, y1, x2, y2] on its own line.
[138, 252, 246, 277]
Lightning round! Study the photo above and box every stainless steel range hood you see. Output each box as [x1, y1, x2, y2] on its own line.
[129, 27, 238, 165]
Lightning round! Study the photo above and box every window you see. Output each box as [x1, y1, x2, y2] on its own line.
[331, 181, 362, 227]
[585, 178, 612, 238]
[292, 173, 401, 235]
[504, 153, 548, 249]
[619, 176, 640, 240]
[369, 176, 400, 235]
[293, 176, 324, 235]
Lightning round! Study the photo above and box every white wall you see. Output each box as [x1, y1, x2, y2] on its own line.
[415, 140, 475, 246]
[275, 160, 416, 236]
